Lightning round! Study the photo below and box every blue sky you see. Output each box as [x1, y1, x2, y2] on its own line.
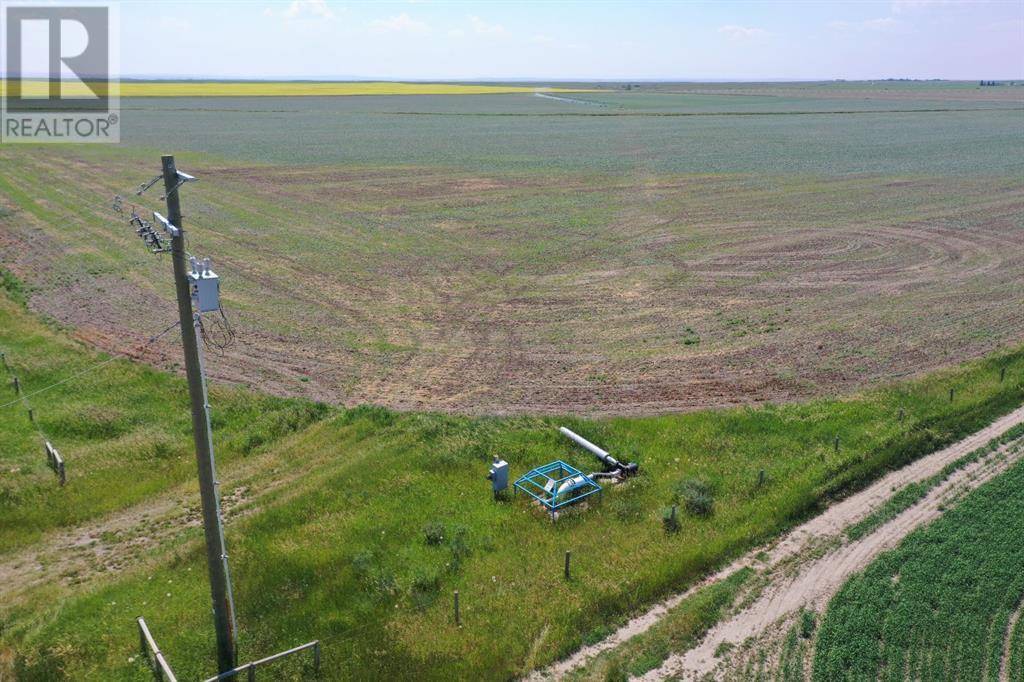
[121, 1, 1023, 80]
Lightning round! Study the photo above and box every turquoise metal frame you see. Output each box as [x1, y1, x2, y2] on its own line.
[514, 460, 602, 518]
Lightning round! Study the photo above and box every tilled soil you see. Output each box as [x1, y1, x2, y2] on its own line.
[1, 150, 1022, 416]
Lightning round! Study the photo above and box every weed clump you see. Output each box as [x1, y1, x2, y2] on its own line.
[410, 567, 441, 610]
[673, 477, 715, 517]
[800, 610, 816, 638]
[662, 506, 681, 533]
[351, 551, 397, 602]
[423, 521, 446, 546]
[448, 524, 471, 571]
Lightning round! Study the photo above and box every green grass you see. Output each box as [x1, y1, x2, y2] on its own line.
[0, 292, 330, 553]
[813, 450, 1024, 681]
[2, 282, 1023, 679]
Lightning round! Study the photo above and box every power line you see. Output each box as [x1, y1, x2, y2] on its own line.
[0, 319, 180, 411]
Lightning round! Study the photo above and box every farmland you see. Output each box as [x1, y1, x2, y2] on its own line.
[1, 278, 1023, 679]
[813, 452, 1024, 681]
[1, 80, 1023, 680]
[1, 82, 1022, 415]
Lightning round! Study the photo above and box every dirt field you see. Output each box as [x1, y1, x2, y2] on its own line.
[0, 87, 1021, 416]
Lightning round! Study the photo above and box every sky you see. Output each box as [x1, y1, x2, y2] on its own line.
[115, 0, 1024, 80]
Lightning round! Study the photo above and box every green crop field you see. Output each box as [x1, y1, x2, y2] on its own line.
[2, 280, 1023, 680]
[813, 447, 1024, 681]
[1, 82, 1022, 416]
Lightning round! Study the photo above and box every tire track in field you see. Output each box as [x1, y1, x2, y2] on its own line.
[529, 405, 1024, 680]
[999, 595, 1024, 682]
[641, 421, 1024, 680]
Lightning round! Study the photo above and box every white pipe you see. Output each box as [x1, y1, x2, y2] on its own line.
[559, 427, 621, 468]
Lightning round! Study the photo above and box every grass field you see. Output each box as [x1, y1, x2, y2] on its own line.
[0, 285, 329, 553]
[0, 82, 1021, 415]
[813, 447, 1024, 681]
[2, 284, 1023, 680]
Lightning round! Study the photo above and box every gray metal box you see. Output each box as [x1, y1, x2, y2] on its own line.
[488, 458, 509, 494]
[189, 268, 220, 313]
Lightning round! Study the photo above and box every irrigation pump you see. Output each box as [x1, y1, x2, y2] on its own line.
[559, 427, 639, 478]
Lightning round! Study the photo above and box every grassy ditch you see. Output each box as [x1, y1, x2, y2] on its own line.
[0, 292, 330, 552]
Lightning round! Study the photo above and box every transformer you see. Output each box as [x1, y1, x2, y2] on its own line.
[189, 257, 220, 313]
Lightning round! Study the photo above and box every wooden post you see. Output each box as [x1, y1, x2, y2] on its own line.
[27, 408, 33, 422]
[12, 376, 19, 394]
[1001, 367, 1006, 383]
[247, 663, 256, 682]
[454, 590, 461, 626]
[313, 642, 321, 677]
[949, 388, 955, 402]
[834, 436, 840, 454]
[757, 469, 766, 487]
[564, 551, 571, 580]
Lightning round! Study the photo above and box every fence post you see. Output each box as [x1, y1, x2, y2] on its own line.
[834, 436, 840, 454]
[758, 469, 766, 487]
[247, 662, 256, 682]
[564, 551, 571, 580]
[12, 376, 19, 394]
[1001, 367, 1006, 383]
[949, 387, 955, 402]
[138, 619, 146, 661]
[27, 408, 33, 422]
[58, 460, 66, 486]
[454, 590, 460, 626]
[313, 642, 321, 677]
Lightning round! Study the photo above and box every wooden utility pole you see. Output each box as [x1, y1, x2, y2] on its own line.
[162, 154, 237, 673]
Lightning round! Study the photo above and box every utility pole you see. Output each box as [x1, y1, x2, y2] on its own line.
[162, 154, 237, 673]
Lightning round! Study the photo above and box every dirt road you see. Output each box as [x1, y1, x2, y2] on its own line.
[533, 405, 1024, 680]
[642, 410, 1024, 680]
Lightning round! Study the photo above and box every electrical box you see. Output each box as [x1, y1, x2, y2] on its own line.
[189, 257, 220, 313]
[487, 456, 509, 495]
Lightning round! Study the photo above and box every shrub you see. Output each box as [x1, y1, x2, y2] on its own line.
[674, 477, 715, 517]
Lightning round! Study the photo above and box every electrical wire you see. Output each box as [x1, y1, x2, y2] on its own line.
[198, 308, 236, 354]
[0, 319, 181, 411]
